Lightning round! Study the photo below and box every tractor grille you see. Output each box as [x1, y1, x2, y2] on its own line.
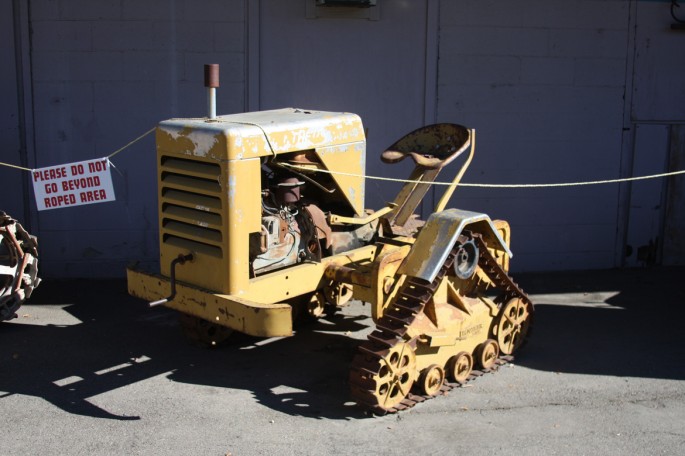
[159, 156, 224, 258]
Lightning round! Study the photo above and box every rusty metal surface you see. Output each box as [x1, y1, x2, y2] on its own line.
[126, 267, 293, 338]
[203, 64, 220, 88]
[304, 203, 332, 250]
[385, 166, 441, 227]
[348, 235, 532, 414]
[397, 208, 512, 283]
[0, 212, 40, 321]
[381, 123, 470, 169]
[381, 124, 471, 227]
[129, 105, 536, 416]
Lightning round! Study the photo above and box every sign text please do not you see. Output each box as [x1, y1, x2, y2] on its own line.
[31, 158, 116, 211]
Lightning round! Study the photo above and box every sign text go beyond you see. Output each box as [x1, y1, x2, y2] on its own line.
[31, 158, 116, 211]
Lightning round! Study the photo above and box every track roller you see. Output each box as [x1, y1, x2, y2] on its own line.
[476, 339, 499, 370]
[447, 351, 473, 383]
[418, 364, 445, 397]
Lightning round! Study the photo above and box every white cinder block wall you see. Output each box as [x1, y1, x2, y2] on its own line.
[1, 0, 682, 277]
[437, 0, 631, 271]
[1, 1, 26, 221]
[21, 0, 247, 276]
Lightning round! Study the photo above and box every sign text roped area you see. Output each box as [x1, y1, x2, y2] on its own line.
[31, 158, 116, 211]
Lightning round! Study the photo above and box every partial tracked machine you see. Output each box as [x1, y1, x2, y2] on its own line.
[0, 212, 40, 322]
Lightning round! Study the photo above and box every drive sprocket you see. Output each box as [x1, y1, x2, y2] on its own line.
[493, 297, 533, 355]
[355, 341, 417, 410]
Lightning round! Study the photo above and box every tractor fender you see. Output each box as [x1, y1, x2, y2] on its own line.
[396, 208, 512, 283]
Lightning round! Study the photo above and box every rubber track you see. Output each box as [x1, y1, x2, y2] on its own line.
[349, 235, 532, 415]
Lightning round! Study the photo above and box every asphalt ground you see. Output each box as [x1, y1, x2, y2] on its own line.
[1, 267, 684, 455]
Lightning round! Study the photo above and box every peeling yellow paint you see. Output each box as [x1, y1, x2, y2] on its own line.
[150, 109, 370, 305]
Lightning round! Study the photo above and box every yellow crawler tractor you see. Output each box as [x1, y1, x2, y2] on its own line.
[127, 107, 533, 413]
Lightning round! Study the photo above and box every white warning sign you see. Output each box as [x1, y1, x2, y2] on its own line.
[32, 158, 116, 211]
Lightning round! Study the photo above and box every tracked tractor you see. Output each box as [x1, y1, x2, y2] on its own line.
[127, 106, 533, 413]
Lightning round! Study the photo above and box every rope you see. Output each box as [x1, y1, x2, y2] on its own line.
[224, 121, 278, 157]
[106, 127, 155, 159]
[1, 124, 682, 189]
[0, 161, 31, 172]
[0, 127, 155, 173]
[281, 163, 685, 189]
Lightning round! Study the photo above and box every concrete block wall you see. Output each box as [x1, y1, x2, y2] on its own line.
[632, 2, 685, 121]
[624, 2, 685, 266]
[26, 0, 247, 277]
[0, 2, 25, 220]
[2, 0, 682, 278]
[437, 0, 632, 271]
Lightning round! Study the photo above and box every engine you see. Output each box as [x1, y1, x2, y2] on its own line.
[249, 169, 331, 277]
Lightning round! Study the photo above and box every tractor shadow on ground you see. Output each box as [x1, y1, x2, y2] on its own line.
[0, 279, 374, 421]
[167, 314, 372, 420]
[2, 267, 683, 422]
[514, 266, 685, 381]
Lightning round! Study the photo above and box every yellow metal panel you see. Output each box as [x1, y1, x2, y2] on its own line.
[127, 268, 292, 337]
[244, 263, 326, 303]
[409, 298, 494, 372]
[158, 141, 230, 294]
[370, 244, 411, 321]
[152, 108, 368, 300]
[158, 109, 365, 160]
[227, 158, 262, 295]
[223, 109, 365, 159]
[241, 244, 378, 303]
[156, 124, 227, 161]
[492, 219, 511, 272]
[315, 142, 366, 216]
[398, 209, 512, 283]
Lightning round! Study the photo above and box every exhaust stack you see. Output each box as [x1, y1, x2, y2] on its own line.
[204, 64, 220, 119]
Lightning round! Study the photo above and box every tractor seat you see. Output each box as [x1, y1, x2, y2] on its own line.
[381, 123, 471, 169]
